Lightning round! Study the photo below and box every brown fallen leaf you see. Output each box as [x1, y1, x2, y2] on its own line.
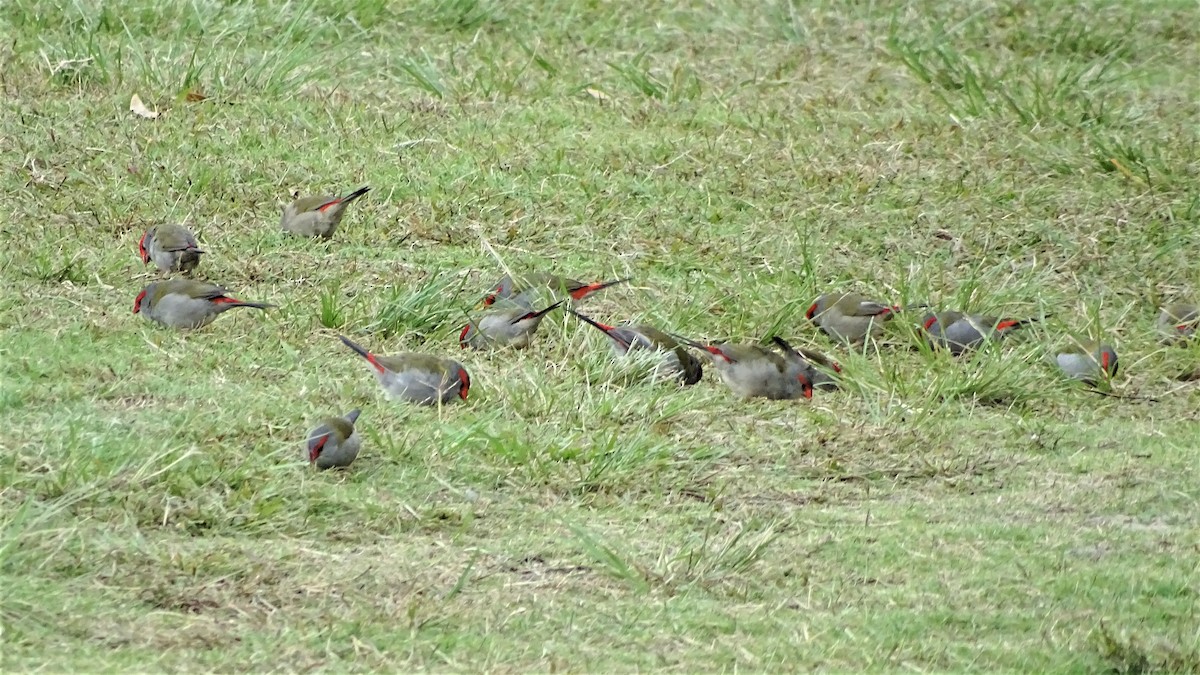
[129, 94, 159, 119]
[185, 90, 208, 103]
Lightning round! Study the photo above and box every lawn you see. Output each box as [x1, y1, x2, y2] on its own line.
[2, 0, 1198, 671]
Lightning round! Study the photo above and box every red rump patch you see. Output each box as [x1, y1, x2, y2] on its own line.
[309, 434, 329, 462]
[569, 284, 600, 300]
[458, 368, 471, 399]
[805, 303, 818, 320]
[923, 315, 939, 331]
[996, 319, 1021, 331]
[316, 198, 341, 213]
[365, 353, 386, 374]
[210, 296, 242, 305]
[705, 346, 733, 363]
[1178, 324, 1192, 331]
[831, 361, 842, 373]
[1101, 351, 1111, 372]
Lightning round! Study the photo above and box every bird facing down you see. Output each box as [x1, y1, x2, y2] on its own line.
[920, 311, 1039, 355]
[567, 309, 703, 385]
[280, 185, 370, 239]
[307, 409, 363, 469]
[481, 272, 628, 308]
[139, 223, 204, 275]
[1157, 304, 1199, 344]
[674, 334, 813, 400]
[339, 335, 470, 405]
[459, 301, 564, 350]
[133, 279, 274, 329]
[1055, 342, 1118, 387]
[806, 293, 900, 344]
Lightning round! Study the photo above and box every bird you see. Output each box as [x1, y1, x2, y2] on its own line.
[921, 311, 1038, 355]
[133, 279, 274, 329]
[339, 335, 469, 405]
[280, 185, 370, 239]
[1055, 342, 1118, 387]
[307, 409, 363, 470]
[567, 309, 703, 385]
[139, 223, 204, 275]
[770, 336, 841, 390]
[481, 272, 627, 308]
[1157, 304, 1198, 344]
[459, 300, 564, 350]
[806, 293, 900, 343]
[674, 335, 813, 400]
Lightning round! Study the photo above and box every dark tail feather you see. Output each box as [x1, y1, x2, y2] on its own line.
[341, 185, 371, 204]
[228, 301, 274, 310]
[339, 335, 371, 359]
[566, 308, 615, 334]
[512, 300, 565, 324]
[668, 332, 708, 350]
[212, 297, 274, 310]
[569, 277, 629, 300]
[770, 335, 799, 356]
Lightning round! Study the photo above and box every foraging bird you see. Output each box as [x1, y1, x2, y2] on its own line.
[481, 273, 627, 308]
[567, 309, 703, 385]
[1157, 304, 1199, 344]
[921, 311, 1037, 355]
[139, 223, 204, 275]
[307, 409, 363, 470]
[806, 293, 899, 343]
[1055, 342, 1118, 387]
[770, 336, 841, 390]
[675, 335, 813, 400]
[460, 300, 564, 350]
[280, 185, 370, 239]
[133, 279, 274, 329]
[339, 335, 469, 405]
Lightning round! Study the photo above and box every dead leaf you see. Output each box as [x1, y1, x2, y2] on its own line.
[129, 94, 159, 119]
[584, 88, 611, 103]
[185, 90, 208, 103]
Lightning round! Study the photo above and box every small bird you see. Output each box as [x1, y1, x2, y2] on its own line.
[139, 223, 204, 275]
[481, 273, 627, 308]
[770, 336, 841, 390]
[675, 335, 813, 400]
[339, 335, 469, 405]
[921, 311, 1037, 355]
[806, 293, 900, 343]
[567, 309, 703, 385]
[460, 300, 564, 350]
[1157, 304, 1199, 344]
[1055, 342, 1118, 387]
[280, 185, 370, 239]
[307, 409, 363, 470]
[133, 279, 274, 329]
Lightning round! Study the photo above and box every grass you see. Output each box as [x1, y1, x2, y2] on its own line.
[2, 0, 1199, 671]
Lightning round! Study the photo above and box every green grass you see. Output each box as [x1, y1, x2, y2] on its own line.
[3, 0, 1199, 671]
